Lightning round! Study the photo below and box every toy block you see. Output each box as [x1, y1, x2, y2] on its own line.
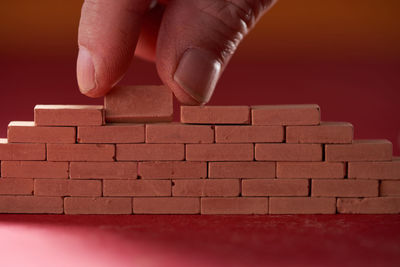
[251, 104, 320, 125]
[133, 197, 200, 214]
[181, 106, 250, 124]
[242, 179, 309, 196]
[8, 121, 76, 143]
[215, 125, 284, 143]
[208, 162, 275, 178]
[269, 197, 336, 214]
[286, 122, 353, 144]
[380, 181, 400, 197]
[311, 179, 379, 197]
[34, 179, 101, 197]
[34, 105, 104, 126]
[0, 196, 63, 214]
[325, 140, 392, 161]
[348, 157, 400, 179]
[47, 144, 115, 161]
[0, 179, 33, 195]
[138, 161, 206, 179]
[104, 85, 173, 122]
[172, 179, 240, 197]
[277, 162, 345, 179]
[103, 180, 171, 197]
[64, 197, 132, 214]
[255, 144, 322, 161]
[1, 161, 68, 179]
[201, 197, 268, 214]
[116, 144, 184, 161]
[186, 144, 253, 161]
[337, 197, 400, 214]
[78, 124, 144, 143]
[70, 162, 137, 179]
[0, 139, 45, 160]
[146, 123, 214, 143]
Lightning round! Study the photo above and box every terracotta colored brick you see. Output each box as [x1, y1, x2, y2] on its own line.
[146, 123, 214, 143]
[269, 197, 336, 214]
[47, 144, 115, 161]
[0, 179, 33, 195]
[337, 197, 400, 214]
[208, 162, 275, 178]
[286, 122, 353, 144]
[34, 179, 101, 197]
[215, 125, 283, 143]
[138, 161, 206, 179]
[34, 105, 104, 126]
[186, 144, 253, 161]
[380, 181, 400, 196]
[70, 162, 137, 179]
[105, 85, 173, 123]
[348, 158, 400, 179]
[251, 104, 320, 126]
[242, 179, 309, 196]
[172, 179, 240, 197]
[117, 144, 184, 161]
[201, 197, 268, 214]
[0, 196, 63, 214]
[325, 140, 392, 162]
[103, 180, 171, 196]
[7, 121, 76, 143]
[255, 144, 322, 161]
[1, 161, 68, 178]
[311, 179, 378, 197]
[0, 139, 45, 160]
[64, 197, 132, 214]
[181, 106, 250, 124]
[78, 124, 144, 143]
[277, 162, 345, 179]
[133, 197, 200, 214]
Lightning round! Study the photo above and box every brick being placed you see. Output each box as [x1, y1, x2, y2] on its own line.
[186, 144, 253, 161]
[0, 139, 45, 161]
[181, 106, 250, 124]
[242, 179, 309, 196]
[325, 140, 392, 161]
[133, 197, 200, 214]
[276, 162, 345, 179]
[255, 143, 322, 161]
[70, 162, 137, 179]
[380, 181, 400, 197]
[64, 197, 132, 214]
[215, 125, 283, 143]
[201, 197, 268, 214]
[286, 122, 353, 144]
[117, 144, 184, 161]
[0, 196, 63, 214]
[1, 161, 68, 179]
[0, 179, 33, 195]
[311, 179, 379, 197]
[78, 124, 144, 143]
[146, 123, 214, 143]
[34, 179, 101, 197]
[251, 104, 320, 125]
[337, 197, 400, 214]
[208, 162, 275, 179]
[34, 105, 104, 126]
[138, 161, 207, 179]
[348, 158, 400, 179]
[172, 179, 240, 197]
[103, 180, 171, 197]
[47, 144, 115, 161]
[269, 197, 336, 214]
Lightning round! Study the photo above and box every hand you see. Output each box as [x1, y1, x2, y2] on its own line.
[76, 0, 277, 105]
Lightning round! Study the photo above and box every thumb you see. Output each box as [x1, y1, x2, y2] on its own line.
[155, 0, 277, 105]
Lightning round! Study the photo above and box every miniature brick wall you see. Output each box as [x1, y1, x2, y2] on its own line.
[0, 86, 399, 214]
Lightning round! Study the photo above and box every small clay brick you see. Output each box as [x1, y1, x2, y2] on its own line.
[242, 179, 309, 196]
[1, 161, 68, 179]
[269, 197, 336, 214]
[181, 106, 250, 124]
[251, 104, 320, 126]
[117, 144, 184, 161]
[103, 180, 171, 197]
[286, 122, 353, 144]
[64, 197, 132, 214]
[348, 158, 400, 179]
[70, 162, 137, 179]
[311, 179, 378, 197]
[337, 197, 400, 214]
[138, 161, 206, 179]
[255, 144, 322, 161]
[380, 181, 400, 196]
[146, 123, 214, 143]
[133, 197, 200, 214]
[215, 125, 284, 143]
[0, 196, 63, 214]
[0, 139, 45, 160]
[186, 144, 253, 161]
[105, 85, 173, 123]
[34, 179, 101, 197]
[201, 197, 268, 214]
[208, 162, 275, 178]
[78, 124, 144, 143]
[0, 179, 33, 195]
[325, 140, 392, 162]
[172, 179, 240, 197]
[47, 144, 115, 161]
[7, 121, 76, 143]
[34, 105, 104, 126]
[277, 162, 345, 179]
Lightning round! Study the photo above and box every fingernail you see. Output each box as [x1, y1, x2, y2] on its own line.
[77, 46, 96, 94]
[174, 48, 221, 104]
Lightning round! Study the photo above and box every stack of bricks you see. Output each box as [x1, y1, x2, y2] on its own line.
[0, 85, 399, 214]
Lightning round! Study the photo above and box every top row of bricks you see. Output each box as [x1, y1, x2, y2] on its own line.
[34, 86, 320, 126]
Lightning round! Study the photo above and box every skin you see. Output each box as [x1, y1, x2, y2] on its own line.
[77, 0, 278, 105]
